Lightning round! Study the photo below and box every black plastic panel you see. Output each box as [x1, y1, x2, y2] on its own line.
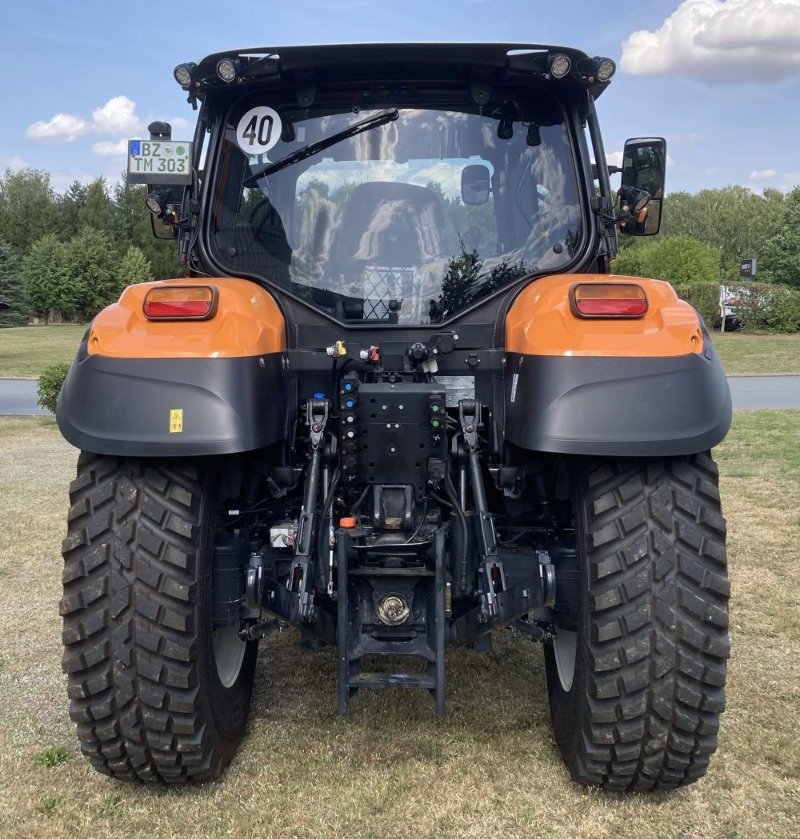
[56, 343, 288, 456]
[504, 344, 731, 457]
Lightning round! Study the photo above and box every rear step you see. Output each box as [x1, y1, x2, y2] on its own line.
[337, 528, 446, 714]
[349, 672, 436, 690]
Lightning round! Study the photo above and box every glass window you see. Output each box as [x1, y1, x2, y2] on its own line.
[208, 101, 584, 324]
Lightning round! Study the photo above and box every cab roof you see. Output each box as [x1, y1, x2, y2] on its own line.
[185, 42, 614, 100]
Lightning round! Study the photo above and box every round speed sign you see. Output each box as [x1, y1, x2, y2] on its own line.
[235, 106, 282, 155]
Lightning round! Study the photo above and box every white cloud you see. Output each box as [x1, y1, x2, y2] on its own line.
[621, 0, 800, 82]
[92, 96, 142, 135]
[750, 168, 778, 180]
[92, 139, 128, 157]
[25, 113, 87, 141]
[0, 155, 28, 172]
[606, 150, 623, 168]
[26, 95, 143, 145]
[168, 116, 191, 133]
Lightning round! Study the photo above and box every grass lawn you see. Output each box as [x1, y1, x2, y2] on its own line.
[0, 413, 798, 838]
[0, 324, 86, 378]
[712, 332, 800, 375]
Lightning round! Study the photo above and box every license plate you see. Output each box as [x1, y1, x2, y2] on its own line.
[127, 140, 192, 185]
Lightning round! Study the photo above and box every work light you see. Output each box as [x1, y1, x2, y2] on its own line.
[216, 57, 240, 84]
[594, 57, 616, 82]
[173, 62, 197, 88]
[547, 53, 571, 79]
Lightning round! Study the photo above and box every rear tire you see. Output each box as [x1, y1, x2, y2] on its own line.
[544, 453, 730, 790]
[60, 454, 257, 783]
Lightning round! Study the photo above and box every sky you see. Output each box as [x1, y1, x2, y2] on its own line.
[1, 0, 798, 196]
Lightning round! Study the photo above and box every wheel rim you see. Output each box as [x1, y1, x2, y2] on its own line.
[213, 625, 246, 688]
[553, 629, 577, 692]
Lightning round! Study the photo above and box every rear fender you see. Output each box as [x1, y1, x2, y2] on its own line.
[503, 274, 732, 457]
[56, 278, 290, 456]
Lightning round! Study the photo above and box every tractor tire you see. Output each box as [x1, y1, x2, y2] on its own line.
[60, 454, 257, 783]
[544, 453, 729, 791]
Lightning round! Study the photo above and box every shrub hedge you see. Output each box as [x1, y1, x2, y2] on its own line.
[37, 362, 70, 413]
[670, 281, 720, 327]
[729, 282, 800, 333]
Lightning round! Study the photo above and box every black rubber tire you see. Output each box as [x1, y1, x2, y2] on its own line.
[544, 453, 730, 791]
[60, 454, 258, 783]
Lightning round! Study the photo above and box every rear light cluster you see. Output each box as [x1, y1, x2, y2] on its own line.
[143, 286, 218, 320]
[570, 283, 648, 318]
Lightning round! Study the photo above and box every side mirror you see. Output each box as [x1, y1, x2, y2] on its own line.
[619, 137, 666, 236]
[461, 164, 491, 206]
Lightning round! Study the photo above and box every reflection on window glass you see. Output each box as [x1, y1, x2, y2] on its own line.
[209, 105, 583, 324]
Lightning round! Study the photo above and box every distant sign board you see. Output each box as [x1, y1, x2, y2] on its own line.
[127, 140, 193, 185]
[740, 258, 757, 278]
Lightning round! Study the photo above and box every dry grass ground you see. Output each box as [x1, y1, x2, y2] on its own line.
[712, 333, 800, 375]
[0, 413, 798, 838]
[0, 325, 86, 378]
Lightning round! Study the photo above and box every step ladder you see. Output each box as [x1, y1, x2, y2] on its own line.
[336, 528, 446, 714]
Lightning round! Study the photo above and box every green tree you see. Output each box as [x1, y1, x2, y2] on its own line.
[0, 169, 59, 258]
[111, 178, 183, 279]
[118, 245, 153, 285]
[661, 186, 784, 282]
[22, 233, 69, 320]
[64, 226, 122, 319]
[613, 235, 721, 285]
[56, 181, 88, 239]
[761, 187, 800, 288]
[79, 178, 114, 232]
[0, 238, 28, 326]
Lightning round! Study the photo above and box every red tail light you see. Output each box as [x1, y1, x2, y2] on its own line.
[143, 286, 218, 320]
[570, 283, 648, 318]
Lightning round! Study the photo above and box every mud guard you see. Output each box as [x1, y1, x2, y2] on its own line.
[503, 275, 732, 457]
[504, 342, 731, 457]
[57, 343, 289, 456]
[55, 277, 290, 457]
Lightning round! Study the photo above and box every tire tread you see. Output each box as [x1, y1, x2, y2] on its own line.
[61, 454, 231, 783]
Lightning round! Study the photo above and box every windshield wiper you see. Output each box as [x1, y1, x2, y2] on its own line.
[243, 108, 399, 185]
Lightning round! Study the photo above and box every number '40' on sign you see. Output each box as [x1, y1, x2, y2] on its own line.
[236, 106, 282, 154]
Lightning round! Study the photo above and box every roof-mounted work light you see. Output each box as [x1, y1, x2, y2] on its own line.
[547, 52, 572, 79]
[594, 57, 616, 83]
[173, 62, 197, 89]
[216, 57, 241, 84]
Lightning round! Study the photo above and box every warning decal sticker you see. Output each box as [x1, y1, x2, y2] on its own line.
[169, 409, 183, 433]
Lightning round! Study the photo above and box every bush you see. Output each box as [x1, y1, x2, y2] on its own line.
[671, 281, 721, 327]
[612, 235, 721, 286]
[37, 362, 70, 413]
[118, 245, 153, 285]
[731, 282, 800, 333]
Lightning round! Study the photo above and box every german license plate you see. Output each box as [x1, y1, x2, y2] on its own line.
[127, 140, 192, 185]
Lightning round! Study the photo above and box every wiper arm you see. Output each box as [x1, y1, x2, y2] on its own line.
[243, 108, 399, 186]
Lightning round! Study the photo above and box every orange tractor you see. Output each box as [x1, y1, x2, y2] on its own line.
[57, 43, 731, 789]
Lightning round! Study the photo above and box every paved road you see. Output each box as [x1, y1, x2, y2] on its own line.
[0, 379, 48, 416]
[726, 376, 800, 410]
[1, 376, 799, 416]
